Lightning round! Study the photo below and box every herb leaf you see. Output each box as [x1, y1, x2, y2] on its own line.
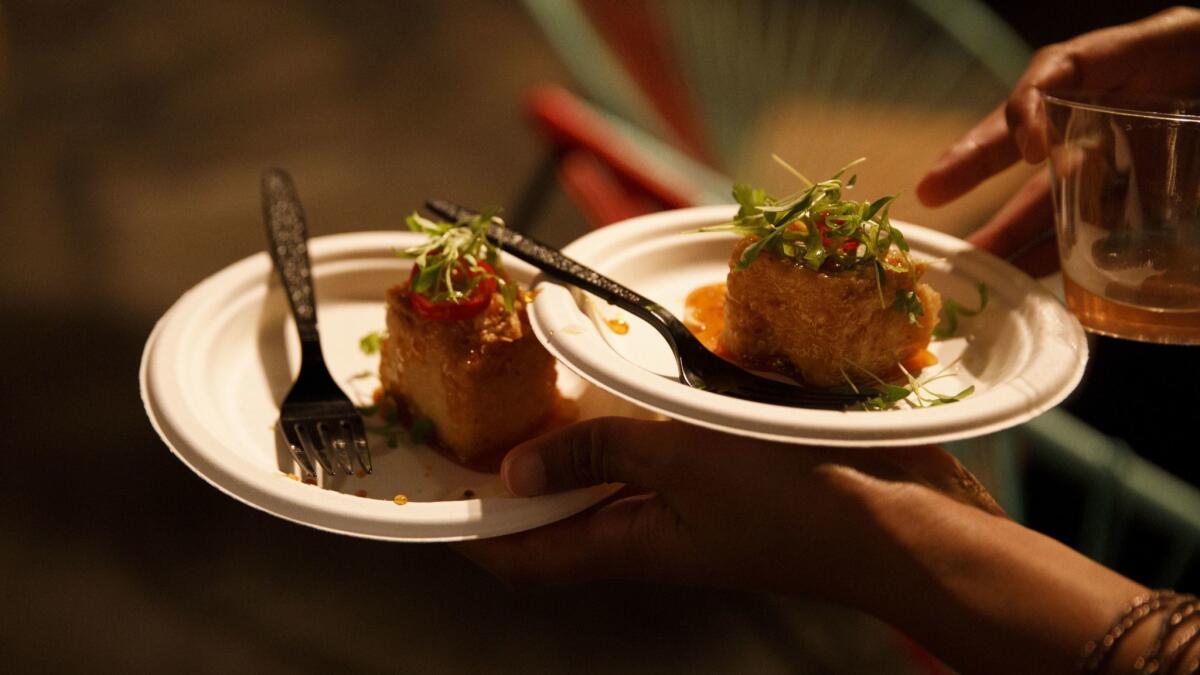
[735, 230, 779, 270]
[929, 385, 975, 406]
[863, 195, 894, 222]
[843, 357, 976, 411]
[701, 158, 913, 278]
[359, 331, 385, 355]
[409, 417, 435, 445]
[933, 282, 989, 339]
[861, 383, 913, 410]
[892, 288, 924, 325]
[399, 208, 513, 309]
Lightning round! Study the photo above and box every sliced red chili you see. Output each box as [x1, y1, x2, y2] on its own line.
[408, 261, 498, 321]
[814, 217, 833, 247]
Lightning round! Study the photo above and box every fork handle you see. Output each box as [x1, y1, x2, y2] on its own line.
[425, 200, 691, 346]
[263, 169, 319, 342]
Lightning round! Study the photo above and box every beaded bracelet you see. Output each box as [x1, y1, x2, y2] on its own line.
[1136, 596, 1198, 673]
[1158, 602, 1200, 675]
[1080, 590, 1178, 674]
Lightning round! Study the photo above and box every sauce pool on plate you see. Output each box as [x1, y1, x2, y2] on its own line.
[684, 282, 728, 354]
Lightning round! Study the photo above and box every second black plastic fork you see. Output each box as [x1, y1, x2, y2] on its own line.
[424, 199, 868, 410]
[263, 169, 372, 475]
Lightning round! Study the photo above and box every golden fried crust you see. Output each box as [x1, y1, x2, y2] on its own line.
[380, 284, 558, 464]
[722, 237, 941, 388]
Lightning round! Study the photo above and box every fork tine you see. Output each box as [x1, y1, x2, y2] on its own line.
[279, 422, 317, 475]
[297, 422, 337, 474]
[320, 421, 355, 474]
[346, 417, 373, 474]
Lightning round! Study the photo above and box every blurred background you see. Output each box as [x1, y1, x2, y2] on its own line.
[2, 1, 1196, 672]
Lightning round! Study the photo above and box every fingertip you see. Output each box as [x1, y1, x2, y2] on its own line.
[1007, 88, 1048, 162]
[915, 172, 948, 208]
[501, 444, 548, 497]
[918, 104, 1020, 208]
[915, 148, 960, 207]
[1022, 117, 1050, 164]
[1015, 123, 1047, 165]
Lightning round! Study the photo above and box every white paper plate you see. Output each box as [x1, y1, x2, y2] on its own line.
[140, 232, 655, 542]
[527, 206, 1088, 447]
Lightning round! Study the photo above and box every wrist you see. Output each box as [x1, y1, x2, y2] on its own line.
[789, 461, 922, 605]
[833, 477, 952, 611]
[848, 477, 1146, 675]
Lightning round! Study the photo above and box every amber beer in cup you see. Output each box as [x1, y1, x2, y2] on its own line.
[1043, 92, 1200, 344]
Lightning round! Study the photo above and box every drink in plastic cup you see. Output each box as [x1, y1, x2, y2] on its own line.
[1043, 92, 1200, 344]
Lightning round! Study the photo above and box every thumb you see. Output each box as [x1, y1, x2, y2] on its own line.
[501, 417, 682, 496]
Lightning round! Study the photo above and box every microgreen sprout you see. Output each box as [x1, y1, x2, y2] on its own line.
[359, 331, 385, 355]
[400, 209, 516, 313]
[892, 289, 925, 325]
[933, 282, 989, 339]
[840, 358, 975, 411]
[701, 157, 915, 308]
[408, 417, 435, 445]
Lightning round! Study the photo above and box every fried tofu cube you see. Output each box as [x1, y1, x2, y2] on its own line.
[722, 237, 942, 388]
[380, 285, 558, 467]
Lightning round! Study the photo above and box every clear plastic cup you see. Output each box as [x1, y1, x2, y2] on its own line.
[1043, 92, 1200, 344]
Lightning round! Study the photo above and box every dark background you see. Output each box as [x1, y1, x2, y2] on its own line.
[1, 2, 1193, 672]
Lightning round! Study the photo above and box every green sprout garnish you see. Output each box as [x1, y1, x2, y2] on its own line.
[400, 209, 517, 312]
[840, 359, 975, 411]
[363, 404, 403, 448]
[408, 417, 435, 445]
[359, 331, 385, 355]
[701, 156, 914, 308]
[893, 289, 925, 326]
[362, 407, 434, 448]
[933, 282, 989, 339]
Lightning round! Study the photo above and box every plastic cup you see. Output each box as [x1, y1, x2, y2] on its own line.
[1043, 92, 1200, 344]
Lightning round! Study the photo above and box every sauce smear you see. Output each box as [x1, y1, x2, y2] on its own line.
[605, 317, 630, 335]
[684, 282, 727, 352]
[901, 349, 938, 372]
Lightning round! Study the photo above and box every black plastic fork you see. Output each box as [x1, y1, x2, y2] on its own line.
[263, 169, 372, 475]
[425, 199, 869, 410]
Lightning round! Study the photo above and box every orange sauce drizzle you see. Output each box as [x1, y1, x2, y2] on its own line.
[683, 283, 727, 353]
[901, 349, 938, 373]
[605, 317, 630, 335]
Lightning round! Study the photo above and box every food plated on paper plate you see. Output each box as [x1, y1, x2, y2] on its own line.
[140, 163, 1087, 540]
[377, 210, 563, 472]
[527, 159, 1086, 446]
[694, 158, 950, 396]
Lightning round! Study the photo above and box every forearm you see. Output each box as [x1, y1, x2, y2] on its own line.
[852, 480, 1148, 675]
